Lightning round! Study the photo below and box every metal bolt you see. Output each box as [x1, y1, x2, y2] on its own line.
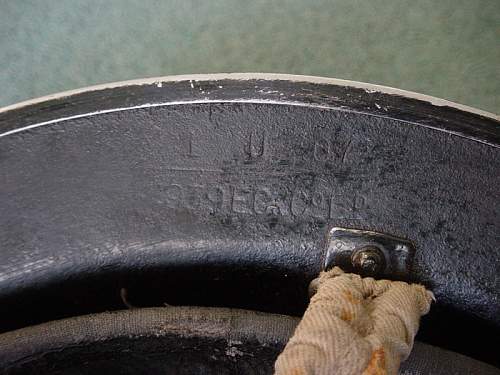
[351, 246, 386, 275]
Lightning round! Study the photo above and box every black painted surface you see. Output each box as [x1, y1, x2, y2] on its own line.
[1, 78, 499, 145]
[0, 78, 498, 364]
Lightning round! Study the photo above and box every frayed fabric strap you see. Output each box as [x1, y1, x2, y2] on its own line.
[274, 267, 434, 375]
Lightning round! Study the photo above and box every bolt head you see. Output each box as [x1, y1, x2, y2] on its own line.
[351, 246, 386, 275]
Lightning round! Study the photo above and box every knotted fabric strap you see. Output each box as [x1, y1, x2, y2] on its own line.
[274, 267, 434, 375]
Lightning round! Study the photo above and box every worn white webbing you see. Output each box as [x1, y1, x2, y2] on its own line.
[274, 267, 434, 375]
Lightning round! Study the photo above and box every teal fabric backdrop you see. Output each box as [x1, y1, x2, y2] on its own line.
[1, 0, 498, 112]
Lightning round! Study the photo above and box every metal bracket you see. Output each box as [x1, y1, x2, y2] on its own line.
[323, 227, 415, 279]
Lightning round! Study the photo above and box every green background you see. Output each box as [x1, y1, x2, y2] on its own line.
[1, 0, 499, 113]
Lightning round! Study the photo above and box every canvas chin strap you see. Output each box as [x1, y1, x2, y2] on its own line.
[274, 267, 434, 375]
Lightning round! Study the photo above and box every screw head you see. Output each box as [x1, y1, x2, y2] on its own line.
[351, 246, 386, 275]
